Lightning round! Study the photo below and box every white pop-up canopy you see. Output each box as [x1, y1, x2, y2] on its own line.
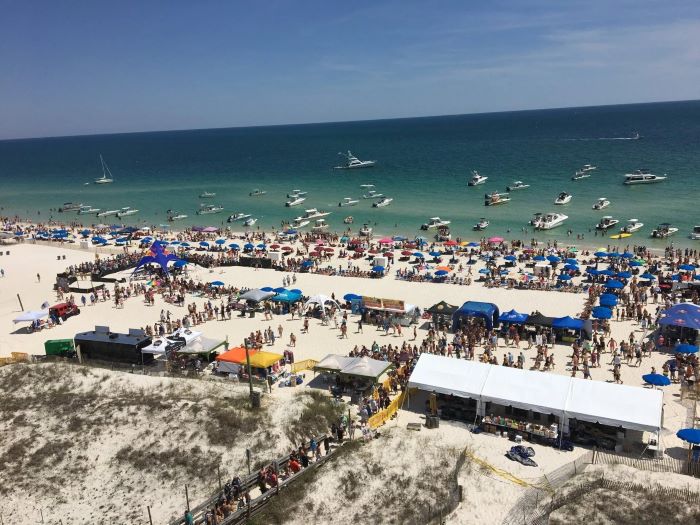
[305, 294, 339, 311]
[407, 353, 490, 400]
[13, 310, 49, 324]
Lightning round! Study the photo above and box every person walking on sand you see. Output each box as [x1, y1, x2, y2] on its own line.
[289, 333, 296, 347]
[36, 273, 40, 283]
[303, 318, 309, 334]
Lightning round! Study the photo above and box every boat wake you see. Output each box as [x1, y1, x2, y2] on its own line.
[563, 134, 641, 142]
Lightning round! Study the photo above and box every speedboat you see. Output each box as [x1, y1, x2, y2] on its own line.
[373, 197, 393, 208]
[468, 170, 488, 186]
[534, 212, 568, 230]
[620, 219, 644, 234]
[529, 212, 544, 226]
[651, 223, 678, 238]
[285, 196, 306, 207]
[344, 216, 354, 224]
[334, 151, 376, 169]
[78, 206, 100, 214]
[596, 216, 619, 230]
[421, 217, 451, 230]
[484, 192, 510, 206]
[473, 218, 489, 231]
[197, 204, 224, 215]
[554, 192, 572, 205]
[287, 190, 308, 198]
[691, 226, 700, 240]
[572, 170, 591, 181]
[592, 198, 610, 210]
[506, 181, 529, 191]
[168, 213, 188, 221]
[244, 217, 257, 227]
[97, 209, 119, 217]
[116, 207, 139, 218]
[59, 202, 83, 212]
[227, 212, 251, 222]
[363, 189, 384, 199]
[311, 219, 329, 232]
[292, 217, 310, 228]
[249, 189, 267, 197]
[623, 169, 667, 185]
[359, 224, 372, 236]
[436, 226, 451, 241]
[338, 197, 359, 207]
[199, 191, 216, 198]
[581, 164, 597, 173]
[302, 208, 331, 219]
[94, 155, 114, 184]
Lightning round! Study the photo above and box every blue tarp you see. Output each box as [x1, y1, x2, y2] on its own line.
[498, 309, 529, 324]
[658, 303, 700, 330]
[452, 301, 500, 330]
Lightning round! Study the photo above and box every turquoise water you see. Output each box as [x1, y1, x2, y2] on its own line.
[1, 100, 698, 247]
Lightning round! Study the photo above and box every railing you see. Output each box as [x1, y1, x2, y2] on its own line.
[368, 390, 406, 429]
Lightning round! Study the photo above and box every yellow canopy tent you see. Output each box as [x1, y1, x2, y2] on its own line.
[247, 351, 284, 369]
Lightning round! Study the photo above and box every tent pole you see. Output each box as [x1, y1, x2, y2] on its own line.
[245, 346, 254, 404]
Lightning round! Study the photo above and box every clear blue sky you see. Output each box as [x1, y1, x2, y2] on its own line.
[2, 1, 699, 139]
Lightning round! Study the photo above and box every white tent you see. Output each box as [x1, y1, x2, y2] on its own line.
[407, 353, 490, 400]
[13, 310, 49, 324]
[314, 354, 357, 372]
[339, 356, 393, 379]
[169, 328, 202, 345]
[240, 289, 275, 302]
[304, 294, 338, 311]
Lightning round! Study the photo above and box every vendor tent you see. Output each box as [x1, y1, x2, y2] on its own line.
[176, 336, 226, 355]
[240, 289, 275, 302]
[658, 303, 700, 330]
[498, 309, 529, 324]
[339, 356, 393, 381]
[525, 312, 555, 328]
[426, 301, 459, 315]
[247, 351, 284, 369]
[216, 347, 257, 374]
[552, 316, 584, 330]
[314, 354, 358, 373]
[452, 301, 500, 330]
[407, 353, 490, 401]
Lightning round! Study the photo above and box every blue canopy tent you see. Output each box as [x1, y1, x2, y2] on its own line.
[533, 255, 546, 262]
[679, 264, 697, 271]
[594, 251, 608, 258]
[617, 271, 632, 279]
[435, 270, 449, 276]
[598, 269, 615, 277]
[552, 316, 584, 330]
[372, 265, 386, 273]
[599, 293, 618, 307]
[260, 287, 275, 292]
[658, 303, 700, 330]
[675, 344, 698, 354]
[452, 301, 500, 331]
[498, 309, 529, 324]
[547, 255, 561, 263]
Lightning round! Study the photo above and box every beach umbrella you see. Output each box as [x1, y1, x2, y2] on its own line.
[591, 306, 612, 319]
[599, 294, 618, 307]
[504, 255, 517, 261]
[621, 252, 634, 259]
[586, 268, 599, 275]
[116, 237, 129, 243]
[498, 309, 529, 324]
[675, 344, 698, 354]
[343, 293, 361, 301]
[488, 236, 504, 243]
[79, 229, 91, 237]
[179, 242, 190, 247]
[379, 237, 392, 244]
[384, 252, 394, 257]
[270, 244, 280, 249]
[290, 289, 302, 294]
[309, 251, 321, 257]
[533, 255, 546, 261]
[174, 260, 188, 268]
[372, 265, 385, 273]
[256, 243, 267, 250]
[467, 242, 480, 247]
[215, 239, 226, 245]
[617, 271, 632, 279]
[558, 274, 572, 281]
[547, 255, 561, 263]
[695, 275, 700, 280]
[565, 258, 578, 264]
[199, 241, 209, 247]
[677, 429, 700, 445]
[642, 373, 671, 387]
[435, 270, 448, 276]
[301, 260, 314, 268]
[598, 269, 615, 276]
[594, 251, 608, 258]
[564, 264, 579, 271]
[392, 236, 406, 241]
[639, 272, 656, 280]
[400, 250, 412, 256]
[679, 264, 697, 271]
[444, 240, 458, 246]
[607, 252, 621, 258]
[369, 248, 379, 255]
[436, 266, 451, 272]
[273, 287, 287, 293]
[229, 243, 240, 250]
[210, 281, 225, 287]
[243, 242, 254, 250]
[629, 260, 644, 267]
[671, 274, 681, 281]
[282, 246, 293, 251]
[260, 287, 275, 292]
[413, 252, 424, 258]
[499, 269, 510, 276]
[478, 268, 490, 274]
[429, 250, 442, 257]
[605, 279, 624, 289]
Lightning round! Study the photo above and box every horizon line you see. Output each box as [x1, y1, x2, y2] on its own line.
[2, 97, 698, 143]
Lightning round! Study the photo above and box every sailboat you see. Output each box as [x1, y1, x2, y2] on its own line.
[94, 155, 114, 184]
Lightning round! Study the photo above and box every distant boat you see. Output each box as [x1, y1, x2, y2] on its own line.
[311, 219, 329, 232]
[421, 217, 451, 230]
[373, 197, 393, 208]
[58, 202, 83, 212]
[94, 155, 114, 184]
[595, 216, 619, 231]
[554, 192, 572, 205]
[334, 151, 376, 169]
[359, 224, 372, 236]
[484, 192, 510, 206]
[168, 213, 188, 221]
[78, 206, 100, 214]
[96, 209, 119, 217]
[249, 189, 267, 197]
[362, 189, 383, 199]
[199, 191, 216, 198]
[287, 189, 308, 198]
[285, 196, 306, 207]
[623, 169, 667, 185]
[651, 223, 678, 238]
[468, 170, 488, 186]
[244, 217, 257, 227]
[344, 216, 354, 224]
[473, 218, 489, 231]
[116, 207, 139, 218]
[506, 181, 529, 191]
[197, 204, 224, 215]
[534, 212, 568, 230]
[227, 212, 251, 222]
[338, 197, 359, 207]
[592, 198, 610, 210]
[621, 219, 644, 234]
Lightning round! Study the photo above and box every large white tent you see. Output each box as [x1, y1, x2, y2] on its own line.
[408, 354, 663, 434]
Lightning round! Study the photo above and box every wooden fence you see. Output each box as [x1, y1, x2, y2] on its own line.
[0, 352, 29, 367]
[594, 449, 700, 477]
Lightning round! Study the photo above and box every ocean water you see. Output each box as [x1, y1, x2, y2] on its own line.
[1, 100, 698, 247]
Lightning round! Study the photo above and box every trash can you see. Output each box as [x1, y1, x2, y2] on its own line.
[44, 339, 75, 357]
[251, 390, 262, 409]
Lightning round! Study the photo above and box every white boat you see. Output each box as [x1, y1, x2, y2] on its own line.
[359, 224, 372, 236]
[623, 169, 667, 185]
[96, 209, 119, 217]
[197, 204, 224, 215]
[59, 202, 83, 212]
[227, 212, 251, 223]
[94, 155, 114, 184]
[287, 190, 308, 198]
[244, 217, 257, 227]
[292, 217, 310, 228]
[691, 226, 700, 240]
[596, 216, 619, 230]
[581, 164, 597, 173]
[572, 170, 591, 181]
[285, 196, 306, 207]
[363, 189, 384, 199]
[484, 192, 510, 206]
[528, 212, 543, 226]
[344, 216, 354, 224]
[338, 197, 359, 207]
[436, 226, 451, 241]
[78, 206, 100, 214]
[468, 170, 488, 186]
[116, 207, 139, 218]
[592, 198, 610, 210]
[372, 197, 393, 208]
[651, 223, 678, 238]
[311, 219, 329, 232]
[506, 181, 529, 191]
[421, 217, 451, 230]
[360, 184, 375, 188]
[199, 191, 216, 198]
[168, 213, 188, 221]
[249, 189, 267, 197]
[473, 218, 489, 231]
[621, 219, 644, 234]
[554, 192, 572, 205]
[334, 151, 376, 169]
[534, 212, 568, 230]
[302, 208, 331, 219]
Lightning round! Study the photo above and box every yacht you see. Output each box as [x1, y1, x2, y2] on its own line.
[58, 202, 83, 212]
[623, 169, 667, 185]
[199, 191, 216, 199]
[506, 181, 529, 191]
[311, 219, 329, 232]
[343, 216, 354, 224]
[373, 197, 393, 208]
[302, 208, 331, 220]
[116, 207, 139, 218]
[168, 213, 188, 221]
[592, 198, 610, 210]
[338, 197, 359, 207]
[484, 191, 510, 206]
[359, 224, 373, 237]
[249, 189, 267, 197]
[363, 189, 384, 199]
[96, 209, 120, 218]
[651, 223, 678, 238]
[94, 155, 114, 184]
[691, 226, 700, 240]
[468, 170, 488, 186]
[285, 196, 306, 207]
[554, 192, 572, 205]
[473, 218, 489, 231]
[334, 151, 376, 169]
[421, 217, 451, 230]
[244, 217, 257, 227]
[197, 204, 224, 215]
[287, 190, 308, 198]
[621, 219, 644, 234]
[292, 217, 310, 228]
[596, 216, 619, 230]
[227, 212, 251, 223]
[78, 206, 100, 214]
[534, 212, 568, 230]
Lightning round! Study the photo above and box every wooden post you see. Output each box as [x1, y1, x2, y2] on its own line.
[17, 293, 24, 311]
[218, 465, 222, 491]
[147, 506, 153, 525]
[246, 448, 251, 475]
[185, 484, 190, 512]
